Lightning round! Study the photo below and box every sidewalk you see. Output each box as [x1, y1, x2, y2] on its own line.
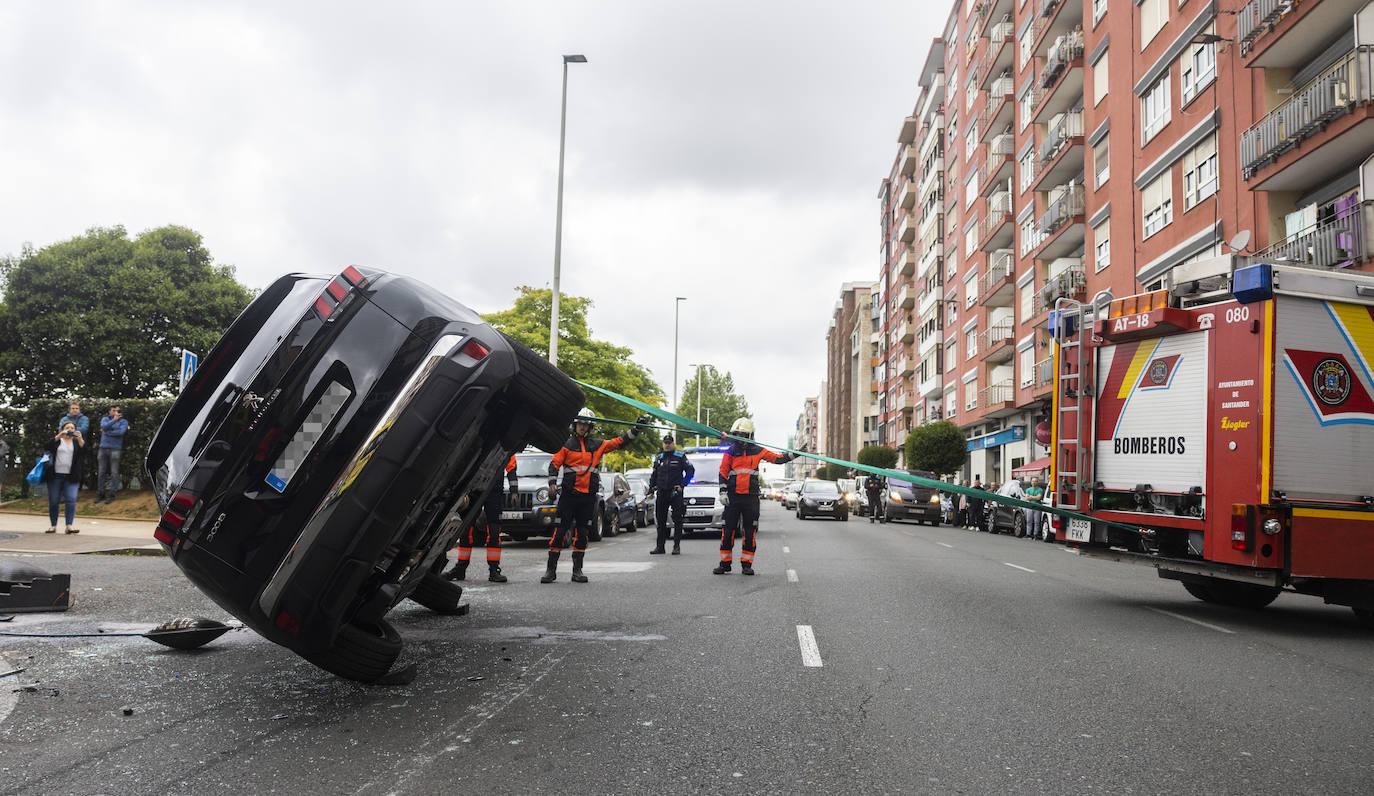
[0, 511, 162, 555]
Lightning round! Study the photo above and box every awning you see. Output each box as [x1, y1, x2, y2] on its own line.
[1012, 457, 1051, 477]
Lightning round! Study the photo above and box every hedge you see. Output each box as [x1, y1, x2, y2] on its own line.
[3, 398, 174, 493]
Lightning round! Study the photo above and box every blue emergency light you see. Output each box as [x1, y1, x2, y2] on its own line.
[1231, 263, 1274, 304]
[1047, 309, 1076, 337]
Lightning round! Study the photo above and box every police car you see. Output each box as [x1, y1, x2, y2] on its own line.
[680, 446, 728, 533]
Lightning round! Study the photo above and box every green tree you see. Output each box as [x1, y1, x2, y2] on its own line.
[675, 365, 750, 443]
[813, 462, 849, 481]
[483, 286, 663, 455]
[856, 444, 900, 471]
[904, 421, 967, 475]
[0, 225, 253, 402]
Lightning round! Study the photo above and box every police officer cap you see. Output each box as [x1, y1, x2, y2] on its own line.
[662, 433, 675, 443]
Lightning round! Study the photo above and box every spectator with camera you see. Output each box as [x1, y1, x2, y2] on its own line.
[43, 420, 86, 534]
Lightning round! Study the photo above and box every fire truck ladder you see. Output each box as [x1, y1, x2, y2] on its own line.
[1051, 291, 1112, 511]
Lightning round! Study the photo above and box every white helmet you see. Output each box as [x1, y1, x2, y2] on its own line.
[572, 407, 595, 434]
[730, 417, 755, 438]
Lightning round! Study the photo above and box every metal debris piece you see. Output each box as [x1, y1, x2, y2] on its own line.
[121, 706, 134, 716]
[144, 617, 232, 649]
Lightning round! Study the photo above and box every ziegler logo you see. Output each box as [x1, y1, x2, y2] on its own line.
[1220, 416, 1251, 431]
[1311, 357, 1352, 407]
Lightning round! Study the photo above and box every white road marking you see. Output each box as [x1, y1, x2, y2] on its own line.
[783, 546, 790, 554]
[1003, 562, 1036, 573]
[1145, 607, 1236, 634]
[937, 542, 954, 548]
[796, 625, 823, 667]
[786, 569, 798, 582]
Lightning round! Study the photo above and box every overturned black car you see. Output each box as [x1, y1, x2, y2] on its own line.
[145, 267, 582, 681]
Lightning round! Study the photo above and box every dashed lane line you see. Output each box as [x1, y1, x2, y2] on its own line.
[937, 542, 954, 548]
[783, 546, 790, 554]
[786, 569, 799, 583]
[796, 625, 823, 667]
[1145, 606, 1236, 634]
[1003, 562, 1036, 573]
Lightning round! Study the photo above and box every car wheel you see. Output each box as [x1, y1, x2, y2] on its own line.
[1014, 512, 1026, 538]
[306, 619, 402, 683]
[588, 509, 604, 542]
[501, 332, 586, 453]
[409, 572, 464, 615]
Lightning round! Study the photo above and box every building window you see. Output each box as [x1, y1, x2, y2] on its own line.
[1182, 133, 1218, 209]
[965, 125, 978, 160]
[965, 379, 978, 411]
[966, 327, 978, 359]
[1140, 0, 1168, 49]
[965, 221, 979, 255]
[1092, 53, 1108, 106]
[1141, 172, 1173, 239]
[1092, 218, 1111, 272]
[1092, 136, 1109, 188]
[1019, 23, 1035, 69]
[1019, 80, 1035, 132]
[1020, 278, 1036, 320]
[1019, 148, 1036, 194]
[946, 389, 958, 418]
[1180, 29, 1217, 104]
[1019, 346, 1035, 387]
[1092, 0, 1107, 26]
[946, 340, 958, 371]
[966, 173, 979, 208]
[966, 75, 979, 112]
[1140, 73, 1170, 143]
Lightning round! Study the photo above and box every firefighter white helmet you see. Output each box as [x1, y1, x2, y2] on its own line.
[572, 407, 595, 434]
[730, 417, 755, 438]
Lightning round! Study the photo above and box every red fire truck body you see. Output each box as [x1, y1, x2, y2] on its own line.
[1050, 260, 1374, 623]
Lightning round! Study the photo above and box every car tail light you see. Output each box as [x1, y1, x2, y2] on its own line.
[1231, 504, 1253, 551]
[458, 338, 490, 363]
[275, 611, 301, 635]
[155, 491, 197, 545]
[313, 267, 369, 322]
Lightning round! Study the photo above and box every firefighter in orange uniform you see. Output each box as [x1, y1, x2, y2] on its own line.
[542, 408, 651, 583]
[445, 455, 517, 582]
[715, 418, 802, 575]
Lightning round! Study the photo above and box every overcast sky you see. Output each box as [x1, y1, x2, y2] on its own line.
[1, 1, 939, 451]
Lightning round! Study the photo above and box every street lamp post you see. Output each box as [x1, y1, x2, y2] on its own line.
[549, 53, 587, 367]
[688, 363, 704, 445]
[672, 296, 686, 417]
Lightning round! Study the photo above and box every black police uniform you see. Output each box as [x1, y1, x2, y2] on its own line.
[648, 447, 695, 553]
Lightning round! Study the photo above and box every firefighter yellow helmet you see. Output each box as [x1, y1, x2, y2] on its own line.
[730, 417, 755, 438]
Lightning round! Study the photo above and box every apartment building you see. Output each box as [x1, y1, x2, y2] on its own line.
[823, 282, 877, 463]
[884, 0, 1374, 485]
[790, 396, 821, 479]
[849, 287, 882, 455]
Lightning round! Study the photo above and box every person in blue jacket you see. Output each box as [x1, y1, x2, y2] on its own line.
[57, 400, 89, 435]
[647, 433, 695, 555]
[97, 405, 129, 503]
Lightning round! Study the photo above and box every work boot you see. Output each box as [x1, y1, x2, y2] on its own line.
[444, 559, 469, 581]
[741, 562, 754, 576]
[540, 551, 560, 583]
[570, 552, 588, 583]
[671, 542, 680, 555]
[650, 544, 666, 555]
[712, 561, 732, 575]
[488, 562, 507, 583]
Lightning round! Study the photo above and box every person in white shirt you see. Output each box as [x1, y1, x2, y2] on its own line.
[43, 420, 86, 534]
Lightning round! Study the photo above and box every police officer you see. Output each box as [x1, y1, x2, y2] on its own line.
[445, 455, 516, 582]
[647, 433, 694, 555]
[715, 418, 801, 576]
[864, 474, 886, 523]
[543, 408, 650, 583]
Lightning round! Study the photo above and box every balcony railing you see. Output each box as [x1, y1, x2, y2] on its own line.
[1037, 185, 1086, 236]
[1041, 29, 1085, 89]
[1253, 206, 1367, 269]
[1040, 265, 1086, 309]
[1035, 356, 1054, 388]
[1241, 47, 1374, 179]
[1038, 111, 1083, 166]
[1238, 0, 1296, 56]
[980, 257, 1014, 296]
[979, 321, 1014, 352]
[989, 190, 1013, 216]
[980, 381, 1014, 407]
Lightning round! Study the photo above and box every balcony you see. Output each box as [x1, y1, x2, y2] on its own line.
[899, 316, 915, 343]
[917, 288, 939, 319]
[920, 208, 944, 242]
[1033, 111, 1084, 192]
[919, 114, 944, 162]
[899, 177, 916, 209]
[898, 243, 917, 277]
[898, 116, 919, 145]
[1032, 356, 1054, 396]
[900, 144, 917, 177]
[979, 380, 1017, 417]
[1031, 29, 1085, 125]
[918, 370, 944, 399]
[979, 19, 1016, 89]
[1034, 184, 1086, 261]
[980, 75, 1016, 139]
[900, 282, 916, 309]
[899, 356, 916, 377]
[1254, 206, 1368, 269]
[979, 250, 1015, 306]
[979, 200, 1014, 252]
[1240, 0, 1368, 68]
[897, 211, 916, 243]
[919, 238, 943, 279]
[1240, 47, 1374, 191]
[1040, 264, 1087, 310]
[920, 168, 944, 211]
[979, 322, 1015, 363]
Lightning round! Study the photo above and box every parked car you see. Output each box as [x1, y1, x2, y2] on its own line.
[501, 451, 561, 542]
[598, 471, 638, 536]
[796, 479, 848, 520]
[146, 266, 584, 682]
[986, 479, 1029, 536]
[881, 471, 943, 525]
[782, 482, 804, 509]
[836, 477, 862, 514]
[626, 476, 656, 527]
[680, 448, 727, 534]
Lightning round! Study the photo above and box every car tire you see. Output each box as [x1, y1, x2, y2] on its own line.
[501, 332, 585, 453]
[589, 508, 604, 542]
[307, 619, 402, 683]
[1014, 512, 1026, 538]
[409, 572, 464, 615]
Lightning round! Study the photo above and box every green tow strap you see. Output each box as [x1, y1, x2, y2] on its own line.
[574, 379, 1140, 534]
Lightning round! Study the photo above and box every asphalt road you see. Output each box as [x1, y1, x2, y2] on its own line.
[2, 502, 1372, 795]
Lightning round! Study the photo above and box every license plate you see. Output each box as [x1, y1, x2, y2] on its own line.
[500, 511, 523, 521]
[1067, 518, 1091, 542]
[688, 511, 709, 518]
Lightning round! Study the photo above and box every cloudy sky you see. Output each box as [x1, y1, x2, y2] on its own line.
[1, 1, 939, 450]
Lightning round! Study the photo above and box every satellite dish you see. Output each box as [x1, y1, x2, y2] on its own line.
[1227, 230, 1252, 253]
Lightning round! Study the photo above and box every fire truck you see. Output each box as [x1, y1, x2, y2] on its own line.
[1048, 257, 1374, 626]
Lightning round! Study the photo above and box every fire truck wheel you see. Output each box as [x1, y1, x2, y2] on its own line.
[1184, 578, 1279, 609]
[1182, 581, 1216, 602]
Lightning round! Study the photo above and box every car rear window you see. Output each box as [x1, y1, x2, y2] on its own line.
[686, 454, 724, 484]
[802, 481, 839, 495]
